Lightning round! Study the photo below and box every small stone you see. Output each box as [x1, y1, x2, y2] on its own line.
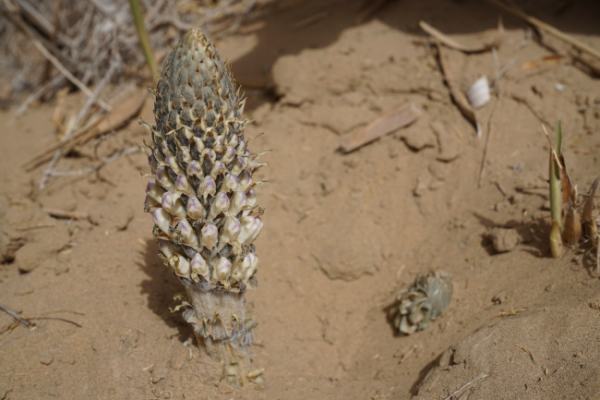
[56, 248, 72, 263]
[319, 173, 338, 196]
[413, 172, 432, 198]
[54, 264, 70, 276]
[437, 348, 454, 368]
[432, 121, 462, 162]
[490, 228, 520, 254]
[509, 193, 524, 205]
[40, 353, 54, 366]
[400, 124, 436, 151]
[428, 162, 448, 181]
[115, 207, 134, 231]
[151, 365, 168, 384]
[493, 201, 510, 212]
[492, 291, 507, 305]
[0, 233, 25, 264]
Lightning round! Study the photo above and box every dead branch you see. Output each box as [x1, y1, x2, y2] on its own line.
[16, 74, 65, 115]
[487, 0, 600, 75]
[32, 40, 111, 111]
[46, 145, 142, 179]
[25, 89, 146, 171]
[39, 60, 119, 189]
[433, 44, 480, 135]
[28, 316, 82, 328]
[488, 0, 600, 61]
[3, 0, 270, 106]
[477, 100, 498, 187]
[420, 21, 502, 54]
[509, 93, 552, 128]
[45, 208, 89, 220]
[0, 303, 34, 328]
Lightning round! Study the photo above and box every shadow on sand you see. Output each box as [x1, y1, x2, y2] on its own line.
[228, 0, 600, 112]
[137, 238, 192, 342]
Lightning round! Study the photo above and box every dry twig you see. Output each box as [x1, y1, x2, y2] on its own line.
[293, 10, 329, 29]
[28, 316, 82, 328]
[0, 303, 33, 328]
[15, 75, 65, 115]
[434, 44, 480, 135]
[477, 101, 498, 187]
[38, 60, 119, 189]
[32, 40, 111, 111]
[420, 21, 502, 54]
[45, 146, 141, 180]
[443, 372, 489, 400]
[509, 93, 552, 128]
[45, 208, 89, 221]
[0, 304, 82, 331]
[25, 89, 146, 170]
[4, 0, 268, 107]
[356, 0, 390, 23]
[487, 0, 600, 75]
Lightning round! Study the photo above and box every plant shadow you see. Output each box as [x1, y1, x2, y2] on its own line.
[580, 242, 600, 278]
[137, 238, 191, 343]
[228, 0, 600, 112]
[409, 351, 444, 396]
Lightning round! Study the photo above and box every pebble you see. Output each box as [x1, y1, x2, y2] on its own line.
[490, 228, 520, 254]
[431, 121, 462, 162]
[39, 353, 54, 366]
[492, 291, 508, 305]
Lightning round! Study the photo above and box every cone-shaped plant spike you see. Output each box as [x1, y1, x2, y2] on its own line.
[144, 29, 264, 385]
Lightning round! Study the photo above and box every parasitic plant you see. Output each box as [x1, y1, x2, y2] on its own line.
[144, 29, 264, 384]
[388, 271, 453, 335]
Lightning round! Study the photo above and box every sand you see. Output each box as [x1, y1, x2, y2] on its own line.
[1, 1, 600, 399]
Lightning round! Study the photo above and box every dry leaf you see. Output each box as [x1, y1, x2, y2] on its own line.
[563, 205, 582, 246]
[558, 154, 576, 207]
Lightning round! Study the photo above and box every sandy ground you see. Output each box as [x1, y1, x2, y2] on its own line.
[1, 1, 600, 399]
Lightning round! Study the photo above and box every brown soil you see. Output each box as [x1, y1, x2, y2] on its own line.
[2, 1, 600, 399]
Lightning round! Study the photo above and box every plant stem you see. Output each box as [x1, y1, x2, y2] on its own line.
[128, 0, 158, 83]
[549, 122, 564, 257]
[180, 280, 256, 385]
[549, 122, 563, 230]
